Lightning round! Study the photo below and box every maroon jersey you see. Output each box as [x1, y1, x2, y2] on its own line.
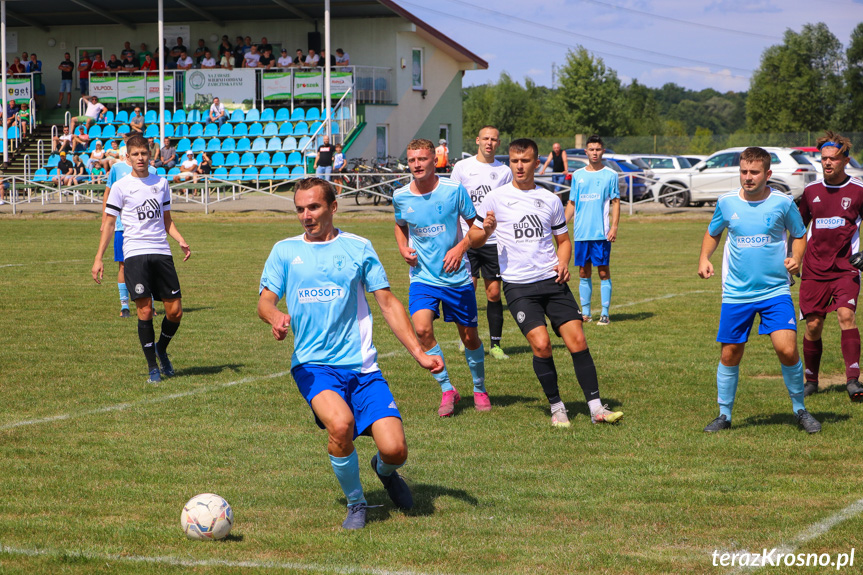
[799, 176, 863, 280]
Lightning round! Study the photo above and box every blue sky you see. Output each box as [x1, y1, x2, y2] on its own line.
[396, 0, 863, 93]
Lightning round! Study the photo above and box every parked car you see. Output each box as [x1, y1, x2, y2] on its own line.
[793, 146, 863, 178]
[682, 155, 708, 166]
[650, 147, 817, 207]
[630, 154, 693, 174]
[554, 156, 631, 201]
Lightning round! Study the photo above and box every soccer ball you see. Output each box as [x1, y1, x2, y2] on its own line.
[180, 493, 233, 540]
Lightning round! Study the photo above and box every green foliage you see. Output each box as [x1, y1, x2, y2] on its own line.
[556, 47, 624, 135]
[838, 22, 863, 132]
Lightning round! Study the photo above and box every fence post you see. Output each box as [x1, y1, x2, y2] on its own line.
[204, 177, 209, 215]
[628, 173, 633, 216]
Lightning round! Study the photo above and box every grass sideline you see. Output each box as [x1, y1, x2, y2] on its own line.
[1, 212, 862, 575]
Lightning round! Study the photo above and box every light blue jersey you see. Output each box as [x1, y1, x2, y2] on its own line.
[259, 230, 390, 373]
[393, 177, 476, 288]
[107, 163, 157, 232]
[708, 189, 806, 304]
[570, 167, 619, 241]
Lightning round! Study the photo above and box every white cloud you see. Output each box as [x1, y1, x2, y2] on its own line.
[638, 66, 750, 92]
[526, 68, 546, 77]
[705, 0, 781, 13]
[480, 52, 497, 62]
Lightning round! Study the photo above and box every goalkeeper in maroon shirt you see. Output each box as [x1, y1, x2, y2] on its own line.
[798, 131, 863, 402]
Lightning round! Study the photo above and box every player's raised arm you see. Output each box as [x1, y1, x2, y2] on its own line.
[373, 287, 443, 373]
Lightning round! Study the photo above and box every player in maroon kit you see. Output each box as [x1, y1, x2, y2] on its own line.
[798, 131, 863, 402]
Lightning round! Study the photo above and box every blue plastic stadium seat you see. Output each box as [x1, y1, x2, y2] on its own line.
[176, 138, 191, 153]
[242, 167, 258, 181]
[259, 166, 275, 180]
[218, 123, 233, 137]
[270, 151, 287, 166]
[267, 137, 282, 151]
[165, 124, 176, 138]
[33, 168, 48, 182]
[251, 137, 267, 152]
[46, 154, 60, 168]
[88, 141, 99, 152]
[282, 137, 298, 151]
[290, 166, 305, 176]
[102, 125, 116, 138]
[236, 137, 251, 152]
[233, 123, 248, 137]
[220, 139, 236, 152]
[245, 109, 260, 123]
[191, 138, 206, 152]
[297, 136, 312, 151]
[309, 121, 322, 134]
[306, 108, 321, 122]
[275, 108, 290, 122]
[144, 110, 158, 123]
[117, 125, 131, 136]
[79, 154, 90, 164]
[331, 123, 340, 135]
[175, 124, 189, 137]
[204, 123, 218, 137]
[224, 152, 240, 167]
[143, 124, 158, 138]
[263, 122, 278, 137]
[213, 167, 228, 179]
[88, 125, 102, 138]
[255, 152, 270, 167]
[278, 122, 293, 137]
[173, 109, 187, 124]
[240, 152, 255, 166]
[99, 110, 114, 125]
[293, 122, 309, 136]
[206, 139, 221, 152]
[286, 151, 302, 166]
[290, 108, 305, 122]
[261, 108, 275, 122]
[196, 153, 204, 164]
[211, 152, 225, 167]
[167, 167, 180, 176]
[188, 109, 202, 123]
[189, 123, 204, 138]
[275, 166, 291, 179]
[229, 109, 244, 123]
[161, 110, 173, 123]
[114, 110, 129, 124]
[228, 166, 243, 180]
[156, 167, 167, 176]
[248, 123, 263, 137]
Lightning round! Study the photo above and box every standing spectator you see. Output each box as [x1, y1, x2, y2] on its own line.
[170, 37, 187, 62]
[14, 102, 31, 138]
[335, 48, 350, 67]
[243, 45, 261, 68]
[106, 54, 122, 72]
[314, 135, 334, 181]
[71, 125, 90, 151]
[154, 138, 178, 169]
[233, 36, 246, 65]
[277, 49, 293, 68]
[137, 43, 152, 67]
[539, 142, 569, 195]
[292, 49, 305, 67]
[90, 53, 107, 74]
[259, 48, 275, 69]
[57, 52, 75, 109]
[52, 152, 74, 185]
[53, 126, 72, 153]
[122, 53, 138, 71]
[435, 139, 449, 173]
[258, 37, 273, 54]
[304, 48, 320, 68]
[333, 144, 347, 187]
[78, 50, 92, 94]
[176, 51, 194, 70]
[206, 97, 227, 126]
[140, 53, 158, 72]
[20, 51, 29, 71]
[8, 57, 25, 75]
[243, 36, 254, 54]
[129, 107, 145, 135]
[219, 49, 235, 70]
[66, 154, 89, 186]
[219, 37, 232, 56]
[70, 95, 107, 132]
[28, 53, 44, 109]
[193, 39, 209, 64]
[200, 50, 217, 69]
[121, 42, 136, 59]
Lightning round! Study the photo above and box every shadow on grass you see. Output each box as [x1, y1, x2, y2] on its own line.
[604, 311, 653, 323]
[177, 306, 215, 313]
[449, 393, 536, 416]
[175, 364, 244, 377]
[737, 411, 850, 429]
[222, 533, 245, 542]
[529, 397, 624, 419]
[360, 483, 479, 523]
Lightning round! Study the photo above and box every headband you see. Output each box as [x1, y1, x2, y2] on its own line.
[818, 141, 850, 157]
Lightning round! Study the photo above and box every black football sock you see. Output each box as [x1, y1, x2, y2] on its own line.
[138, 319, 158, 371]
[533, 355, 561, 404]
[488, 299, 504, 347]
[158, 317, 181, 352]
[572, 349, 600, 403]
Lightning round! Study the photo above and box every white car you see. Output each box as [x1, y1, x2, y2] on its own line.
[650, 147, 817, 207]
[630, 154, 694, 174]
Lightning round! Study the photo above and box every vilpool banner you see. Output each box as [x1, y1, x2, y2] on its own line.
[146, 76, 174, 103]
[184, 69, 254, 109]
[118, 75, 145, 104]
[330, 72, 352, 98]
[262, 71, 291, 101]
[294, 72, 322, 100]
[90, 75, 117, 104]
[6, 77, 32, 104]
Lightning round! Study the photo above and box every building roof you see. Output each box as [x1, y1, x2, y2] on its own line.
[5, 0, 487, 69]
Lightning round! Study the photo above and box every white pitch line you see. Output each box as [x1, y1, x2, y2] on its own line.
[0, 258, 90, 269]
[611, 290, 711, 310]
[726, 496, 863, 574]
[0, 544, 450, 575]
[0, 371, 291, 432]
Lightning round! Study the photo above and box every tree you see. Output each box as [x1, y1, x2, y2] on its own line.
[747, 23, 844, 132]
[619, 80, 661, 136]
[556, 47, 624, 136]
[839, 22, 863, 131]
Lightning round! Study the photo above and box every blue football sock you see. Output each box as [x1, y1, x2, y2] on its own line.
[426, 344, 453, 392]
[329, 450, 366, 507]
[717, 362, 739, 421]
[579, 278, 592, 316]
[464, 343, 486, 393]
[375, 451, 404, 477]
[782, 359, 806, 414]
[118, 282, 129, 308]
[600, 279, 612, 316]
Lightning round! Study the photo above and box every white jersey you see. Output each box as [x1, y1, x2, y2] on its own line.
[474, 182, 568, 284]
[104, 173, 172, 259]
[450, 155, 512, 244]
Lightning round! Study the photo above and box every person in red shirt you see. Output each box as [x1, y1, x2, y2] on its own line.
[140, 53, 158, 72]
[797, 131, 863, 402]
[78, 50, 92, 94]
[90, 53, 107, 74]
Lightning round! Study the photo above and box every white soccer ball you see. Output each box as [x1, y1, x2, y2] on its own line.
[180, 493, 234, 540]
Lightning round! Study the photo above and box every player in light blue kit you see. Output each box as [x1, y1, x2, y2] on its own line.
[393, 139, 489, 417]
[698, 147, 821, 434]
[257, 178, 443, 530]
[565, 135, 619, 326]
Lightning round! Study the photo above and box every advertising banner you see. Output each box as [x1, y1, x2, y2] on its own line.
[330, 71, 352, 99]
[262, 71, 291, 101]
[118, 75, 145, 104]
[294, 72, 322, 100]
[89, 75, 117, 104]
[184, 69, 254, 109]
[146, 76, 174, 103]
[6, 77, 32, 104]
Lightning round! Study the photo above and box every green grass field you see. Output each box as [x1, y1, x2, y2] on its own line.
[1, 211, 861, 574]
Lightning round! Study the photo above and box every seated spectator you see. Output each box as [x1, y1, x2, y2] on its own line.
[90, 53, 107, 73]
[70, 95, 107, 132]
[129, 107, 145, 134]
[277, 48, 293, 68]
[258, 37, 273, 54]
[52, 152, 74, 185]
[173, 151, 199, 192]
[53, 126, 73, 153]
[66, 154, 89, 186]
[5, 100, 19, 128]
[219, 49, 235, 70]
[198, 151, 212, 177]
[140, 53, 158, 72]
[137, 43, 151, 66]
[304, 48, 320, 68]
[259, 48, 275, 69]
[206, 97, 227, 126]
[71, 125, 90, 151]
[106, 54, 122, 71]
[90, 164, 105, 184]
[88, 141, 105, 170]
[193, 39, 209, 64]
[171, 37, 187, 62]
[56, 52, 75, 109]
[147, 136, 159, 164]
[102, 139, 122, 170]
[154, 138, 178, 169]
[121, 53, 138, 71]
[200, 50, 217, 69]
[121, 42, 136, 59]
[176, 50, 194, 70]
[243, 45, 261, 68]
[8, 57, 25, 75]
[15, 102, 31, 138]
[335, 48, 350, 66]
[292, 49, 305, 67]
[319, 49, 336, 67]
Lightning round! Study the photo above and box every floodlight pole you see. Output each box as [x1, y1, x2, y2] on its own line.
[324, 0, 331, 140]
[2, 0, 8, 165]
[158, 0, 165, 146]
